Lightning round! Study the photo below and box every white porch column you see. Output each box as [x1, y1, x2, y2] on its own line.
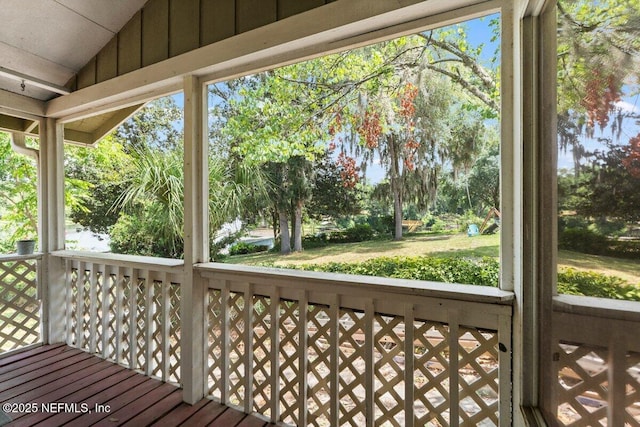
[182, 74, 209, 404]
[39, 118, 66, 343]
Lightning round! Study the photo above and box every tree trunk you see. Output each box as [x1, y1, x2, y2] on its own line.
[293, 201, 303, 252]
[271, 208, 279, 241]
[279, 210, 291, 254]
[388, 136, 403, 240]
[393, 192, 403, 240]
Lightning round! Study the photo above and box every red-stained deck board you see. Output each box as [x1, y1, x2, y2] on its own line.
[0, 344, 67, 369]
[8, 362, 126, 421]
[8, 366, 138, 426]
[235, 415, 273, 427]
[60, 377, 166, 427]
[0, 353, 100, 401]
[149, 397, 210, 426]
[120, 389, 184, 426]
[0, 345, 274, 427]
[0, 347, 91, 383]
[176, 401, 228, 427]
[207, 407, 248, 426]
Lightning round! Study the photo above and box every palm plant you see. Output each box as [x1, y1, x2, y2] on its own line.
[114, 145, 269, 259]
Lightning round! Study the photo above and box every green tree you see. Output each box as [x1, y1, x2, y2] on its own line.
[114, 97, 183, 152]
[66, 136, 133, 233]
[0, 133, 38, 249]
[0, 132, 90, 252]
[307, 151, 363, 220]
[557, 0, 640, 174]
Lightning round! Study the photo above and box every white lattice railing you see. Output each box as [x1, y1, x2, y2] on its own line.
[197, 263, 513, 427]
[53, 251, 184, 385]
[0, 254, 42, 354]
[552, 296, 640, 426]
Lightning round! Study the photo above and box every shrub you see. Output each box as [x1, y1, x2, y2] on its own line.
[557, 268, 640, 301]
[559, 227, 640, 259]
[325, 224, 376, 244]
[285, 255, 500, 287]
[341, 224, 375, 242]
[558, 228, 610, 254]
[229, 242, 269, 255]
[276, 256, 639, 301]
[367, 215, 394, 235]
[301, 234, 330, 249]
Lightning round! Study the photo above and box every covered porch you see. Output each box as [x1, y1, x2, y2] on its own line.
[1, 0, 639, 426]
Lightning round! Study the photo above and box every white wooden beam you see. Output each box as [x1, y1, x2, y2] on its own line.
[0, 88, 46, 117]
[0, 65, 71, 95]
[46, 0, 493, 120]
[62, 128, 94, 145]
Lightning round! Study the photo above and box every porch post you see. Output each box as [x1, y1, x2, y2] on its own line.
[39, 118, 66, 343]
[182, 74, 209, 404]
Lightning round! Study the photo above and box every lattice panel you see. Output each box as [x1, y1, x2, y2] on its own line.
[120, 275, 132, 366]
[135, 278, 147, 371]
[252, 295, 272, 417]
[0, 259, 40, 353]
[80, 269, 91, 351]
[168, 284, 181, 384]
[627, 352, 640, 426]
[228, 292, 246, 407]
[279, 300, 301, 426]
[307, 304, 331, 427]
[150, 280, 163, 378]
[68, 268, 78, 346]
[414, 320, 450, 426]
[374, 313, 405, 426]
[338, 309, 366, 427]
[556, 342, 609, 426]
[207, 289, 223, 399]
[458, 327, 499, 426]
[94, 272, 104, 355]
[105, 273, 118, 361]
[202, 283, 510, 427]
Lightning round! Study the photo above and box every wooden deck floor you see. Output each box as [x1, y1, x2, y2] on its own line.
[0, 344, 273, 427]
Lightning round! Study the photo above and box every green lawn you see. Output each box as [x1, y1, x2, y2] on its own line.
[225, 231, 640, 285]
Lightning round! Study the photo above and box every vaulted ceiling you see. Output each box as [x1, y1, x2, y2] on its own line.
[0, 0, 148, 101]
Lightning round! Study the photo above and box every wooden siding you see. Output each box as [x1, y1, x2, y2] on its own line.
[74, 0, 335, 90]
[0, 344, 274, 427]
[118, 11, 142, 75]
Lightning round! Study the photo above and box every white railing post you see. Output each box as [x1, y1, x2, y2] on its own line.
[40, 118, 66, 344]
[182, 73, 208, 404]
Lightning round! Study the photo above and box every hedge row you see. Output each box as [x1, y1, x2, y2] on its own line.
[283, 256, 500, 288]
[229, 242, 270, 255]
[272, 255, 640, 301]
[559, 228, 640, 259]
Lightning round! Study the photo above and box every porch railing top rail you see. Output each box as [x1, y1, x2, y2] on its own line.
[52, 250, 184, 273]
[0, 253, 43, 262]
[553, 294, 640, 323]
[196, 262, 514, 305]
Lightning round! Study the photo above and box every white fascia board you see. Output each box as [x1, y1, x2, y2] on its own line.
[46, 0, 495, 120]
